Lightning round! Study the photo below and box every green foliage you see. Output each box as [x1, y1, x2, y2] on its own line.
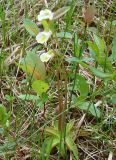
[32, 80, 49, 96]
[56, 32, 72, 39]
[44, 121, 78, 160]
[1, 1, 116, 159]
[74, 33, 80, 57]
[75, 74, 89, 98]
[53, 7, 70, 20]
[66, 136, 78, 160]
[110, 31, 116, 61]
[93, 34, 106, 54]
[89, 66, 113, 79]
[66, 120, 75, 134]
[46, 127, 60, 138]
[18, 94, 45, 109]
[87, 41, 99, 58]
[77, 102, 101, 118]
[111, 96, 116, 104]
[21, 51, 46, 80]
[66, 57, 93, 64]
[24, 18, 39, 36]
[43, 137, 59, 160]
[18, 94, 38, 101]
[4, 95, 13, 102]
[88, 34, 114, 71]
[0, 141, 16, 154]
[0, 104, 10, 130]
[112, 20, 116, 26]
[66, 57, 82, 63]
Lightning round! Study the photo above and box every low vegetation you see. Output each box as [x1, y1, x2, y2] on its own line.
[0, 0, 116, 159]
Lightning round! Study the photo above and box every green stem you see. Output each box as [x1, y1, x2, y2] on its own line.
[57, 69, 63, 131]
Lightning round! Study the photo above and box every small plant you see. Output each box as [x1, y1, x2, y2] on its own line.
[23, 6, 78, 159]
[44, 120, 78, 160]
[0, 0, 116, 159]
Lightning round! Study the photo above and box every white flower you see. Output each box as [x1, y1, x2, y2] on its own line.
[36, 31, 52, 44]
[40, 50, 54, 62]
[40, 53, 51, 62]
[38, 9, 54, 21]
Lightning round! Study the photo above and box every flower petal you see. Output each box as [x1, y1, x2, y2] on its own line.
[38, 9, 54, 21]
[40, 53, 51, 62]
[36, 31, 52, 44]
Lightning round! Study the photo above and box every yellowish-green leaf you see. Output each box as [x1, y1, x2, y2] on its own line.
[32, 80, 49, 96]
[66, 120, 74, 135]
[21, 51, 46, 80]
[24, 19, 39, 36]
[44, 137, 59, 160]
[66, 136, 78, 160]
[45, 127, 60, 138]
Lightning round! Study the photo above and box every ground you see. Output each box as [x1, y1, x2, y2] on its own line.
[0, 0, 116, 160]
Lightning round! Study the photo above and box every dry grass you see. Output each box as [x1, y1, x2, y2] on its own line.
[0, 0, 116, 159]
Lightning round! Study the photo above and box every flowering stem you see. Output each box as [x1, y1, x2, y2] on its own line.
[57, 69, 64, 131]
[41, 20, 50, 32]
